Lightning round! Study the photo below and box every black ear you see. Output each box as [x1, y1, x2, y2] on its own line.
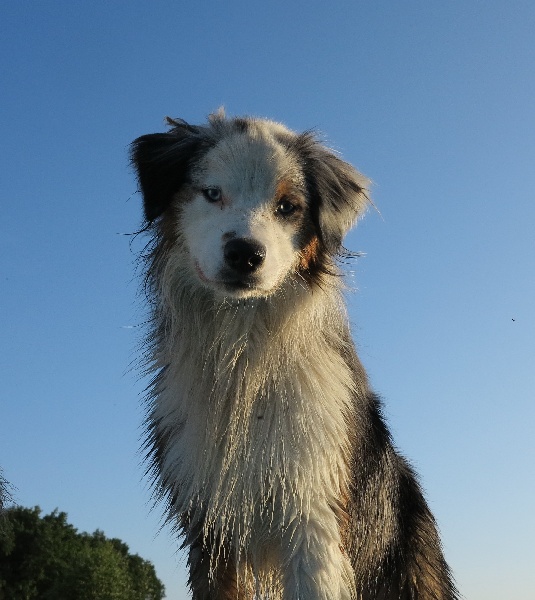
[131, 121, 214, 222]
[295, 133, 370, 252]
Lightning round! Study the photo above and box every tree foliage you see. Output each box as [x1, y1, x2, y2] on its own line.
[0, 471, 12, 513]
[0, 506, 165, 600]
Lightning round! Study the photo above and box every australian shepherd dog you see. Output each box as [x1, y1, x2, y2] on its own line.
[131, 110, 458, 599]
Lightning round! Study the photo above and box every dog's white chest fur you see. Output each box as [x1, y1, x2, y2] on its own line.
[155, 291, 352, 520]
[151, 288, 357, 595]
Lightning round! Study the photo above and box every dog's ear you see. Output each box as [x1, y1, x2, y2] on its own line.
[296, 134, 370, 252]
[131, 120, 213, 223]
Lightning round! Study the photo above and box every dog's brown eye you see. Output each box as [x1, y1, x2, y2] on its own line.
[277, 198, 296, 215]
[202, 187, 222, 203]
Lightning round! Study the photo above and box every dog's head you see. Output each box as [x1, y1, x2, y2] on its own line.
[131, 111, 369, 299]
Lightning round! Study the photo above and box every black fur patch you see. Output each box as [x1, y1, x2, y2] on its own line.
[131, 122, 215, 222]
[281, 132, 367, 254]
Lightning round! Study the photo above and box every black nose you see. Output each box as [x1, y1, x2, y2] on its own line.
[224, 238, 266, 274]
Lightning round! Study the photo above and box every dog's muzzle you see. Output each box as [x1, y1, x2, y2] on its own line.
[219, 238, 267, 292]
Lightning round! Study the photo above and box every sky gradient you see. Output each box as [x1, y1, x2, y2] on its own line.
[1, 2, 534, 598]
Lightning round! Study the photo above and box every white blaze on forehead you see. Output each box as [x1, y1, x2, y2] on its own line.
[193, 129, 304, 203]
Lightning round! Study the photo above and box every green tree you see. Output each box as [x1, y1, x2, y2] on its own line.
[0, 471, 12, 512]
[0, 506, 165, 600]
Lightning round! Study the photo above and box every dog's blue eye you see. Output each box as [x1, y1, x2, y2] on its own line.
[277, 199, 295, 215]
[202, 187, 222, 202]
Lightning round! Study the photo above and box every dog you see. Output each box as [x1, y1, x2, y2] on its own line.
[131, 110, 458, 599]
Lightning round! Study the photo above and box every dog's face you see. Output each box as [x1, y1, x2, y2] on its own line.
[132, 113, 369, 299]
[183, 132, 312, 298]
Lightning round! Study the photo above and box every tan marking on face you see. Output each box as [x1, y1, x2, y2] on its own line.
[158, 202, 179, 246]
[275, 179, 305, 206]
[298, 235, 320, 271]
[275, 179, 294, 200]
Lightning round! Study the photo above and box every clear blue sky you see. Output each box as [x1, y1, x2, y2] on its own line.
[1, 2, 534, 598]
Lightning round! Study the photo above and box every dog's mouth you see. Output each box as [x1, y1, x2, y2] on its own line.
[194, 261, 263, 296]
[222, 278, 256, 291]
[194, 261, 210, 283]
[219, 271, 263, 295]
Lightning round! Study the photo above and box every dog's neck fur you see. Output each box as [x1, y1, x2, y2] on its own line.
[146, 246, 366, 581]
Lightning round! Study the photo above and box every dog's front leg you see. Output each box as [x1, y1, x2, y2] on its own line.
[281, 509, 355, 600]
[188, 538, 250, 600]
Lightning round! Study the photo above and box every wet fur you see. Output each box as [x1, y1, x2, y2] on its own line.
[131, 111, 458, 599]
